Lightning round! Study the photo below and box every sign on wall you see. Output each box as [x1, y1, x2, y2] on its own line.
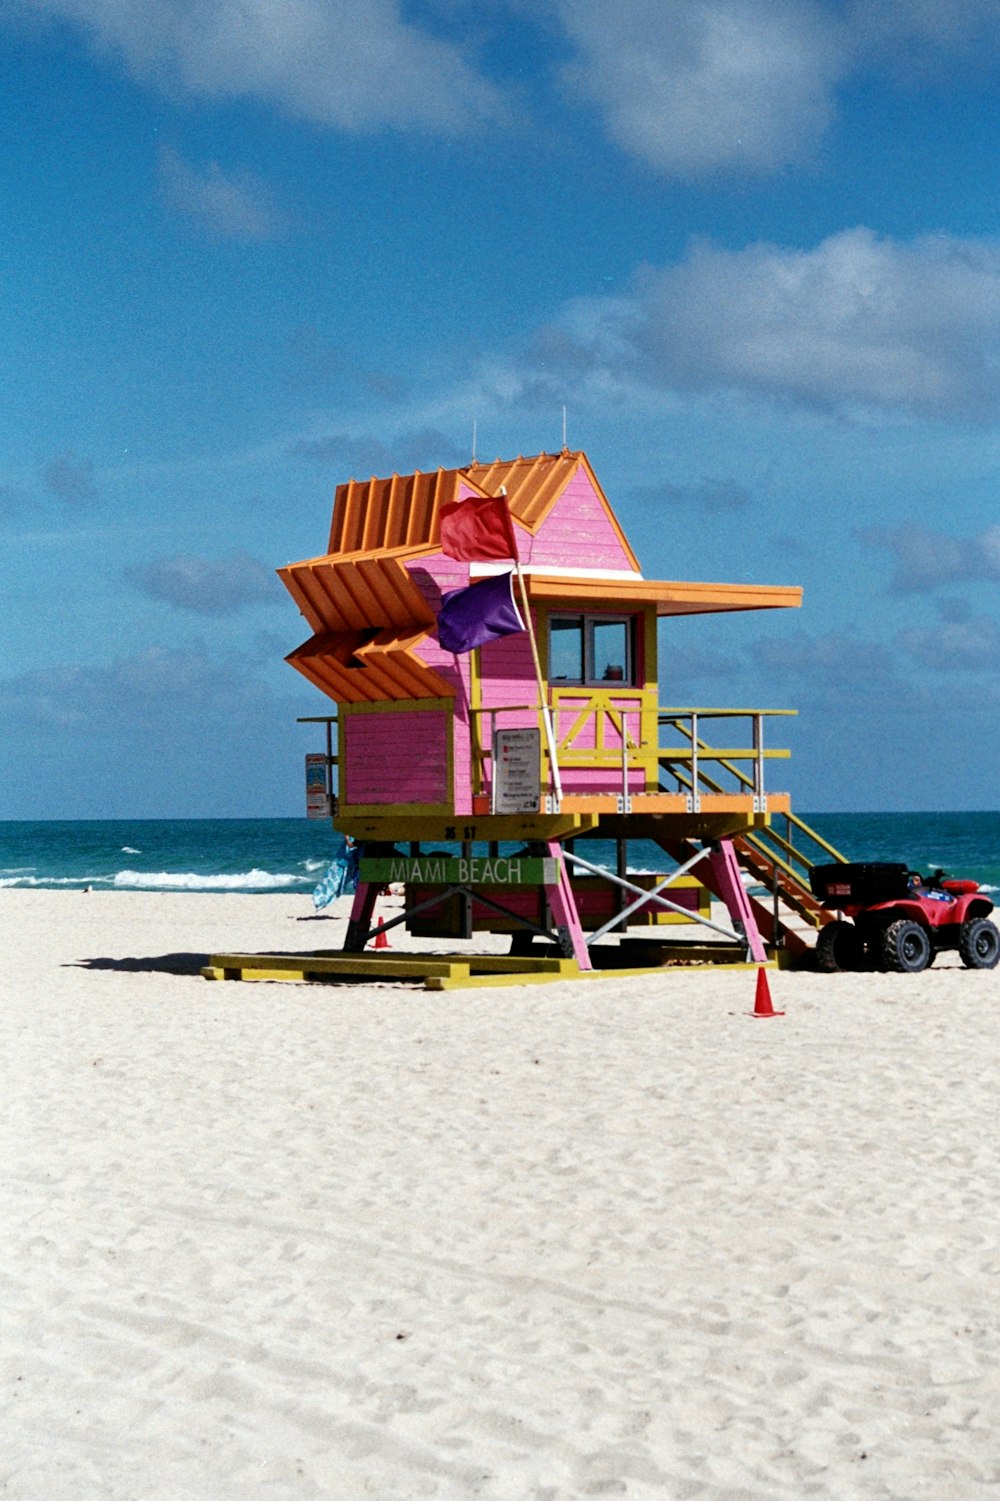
[360, 854, 557, 886]
[305, 753, 331, 819]
[492, 727, 541, 813]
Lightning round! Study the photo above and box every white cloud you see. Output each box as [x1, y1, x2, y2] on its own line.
[554, 0, 1000, 177]
[158, 147, 286, 241]
[16, 0, 504, 133]
[645, 476, 752, 513]
[12, 0, 1000, 173]
[0, 644, 271, 731]
[536, 229, 1000, 418]
[42, 452, 99, 501]
[850, 0, 1000, 74]
[861, 522, 1000, 593]
[557, 0, 843, 176]
[899, 615, 1000, 670]
[750, 628, 908, 699]
[123, 551, 284, 614]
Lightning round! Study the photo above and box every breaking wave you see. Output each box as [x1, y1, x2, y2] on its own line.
[112, 868, 303, 891]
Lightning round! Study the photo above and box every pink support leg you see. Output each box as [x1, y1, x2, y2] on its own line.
[543, 840, 593, 970]
[344, 881, 378, 952]
[707, 839, 768, 963]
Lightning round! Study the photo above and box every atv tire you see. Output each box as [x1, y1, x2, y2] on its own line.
[815, 920, 863, 973]
[881, 918, 932, 974]
[958, 916, 1000, 970]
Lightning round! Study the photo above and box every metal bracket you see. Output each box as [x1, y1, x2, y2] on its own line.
[616, 794, 633, 814]
[685, 793, 702, 813]
[545, 795, 562, 814]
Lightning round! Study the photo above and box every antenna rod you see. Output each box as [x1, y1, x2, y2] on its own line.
[471, 419, 477, 464]
[562, 405, 567, 451]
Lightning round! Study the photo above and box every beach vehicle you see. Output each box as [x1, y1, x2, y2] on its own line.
[809, 862, 999, 973]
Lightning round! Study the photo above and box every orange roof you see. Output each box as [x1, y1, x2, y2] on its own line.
[286, 627, 452, 704]
[327, 468, 464, 555]
[321, 450, 639, 568]
[278, 552, 437, 635]
[463, 452, 583, 530]
[525, 574, 803, 617]
[280, 450, 802, 708]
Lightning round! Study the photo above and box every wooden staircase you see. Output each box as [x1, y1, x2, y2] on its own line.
[732, 830, 840, 957]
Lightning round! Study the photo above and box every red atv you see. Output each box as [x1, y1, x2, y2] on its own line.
[809, 862, 1000, 973]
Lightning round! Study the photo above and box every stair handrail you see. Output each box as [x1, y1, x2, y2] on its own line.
[657, 712, 849, 921]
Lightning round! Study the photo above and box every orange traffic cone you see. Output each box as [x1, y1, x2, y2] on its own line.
[372, 922, 390, 949]
[751, 965, 783, 1018]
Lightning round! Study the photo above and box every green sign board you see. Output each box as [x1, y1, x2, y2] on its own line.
[360, 855, 557, 887]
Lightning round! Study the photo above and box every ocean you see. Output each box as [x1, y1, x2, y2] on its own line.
[1, 813, 998, 895]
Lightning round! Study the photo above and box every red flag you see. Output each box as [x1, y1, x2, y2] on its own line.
[438, 494, 518, 563]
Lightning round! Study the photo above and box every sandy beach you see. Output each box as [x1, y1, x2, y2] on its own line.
[3, 887, 999, 1500]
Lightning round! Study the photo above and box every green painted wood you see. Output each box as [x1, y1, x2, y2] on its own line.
[360, 854, 558, 886]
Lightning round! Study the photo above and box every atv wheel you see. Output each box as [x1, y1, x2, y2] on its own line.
[815, 920, 863, 973]
[881, 918, 932, 974]
[958, 916, 1000, 970]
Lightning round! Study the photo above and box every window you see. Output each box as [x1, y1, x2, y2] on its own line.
[549, 614, 635, 686]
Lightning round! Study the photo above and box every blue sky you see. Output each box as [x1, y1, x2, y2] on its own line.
[2, 0, 1000, 818]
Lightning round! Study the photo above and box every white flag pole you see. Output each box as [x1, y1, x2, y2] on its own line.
[499, 489, 562, 807]
[513, 561, 563, 806]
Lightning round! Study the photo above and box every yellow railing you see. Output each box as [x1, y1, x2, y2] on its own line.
[658, 708, 848, 896]
[658, 708, 795, 808]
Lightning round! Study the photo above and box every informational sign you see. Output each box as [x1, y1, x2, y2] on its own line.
[360, 854, 557, 887]
[305, 753, 331, 820]
[492, 727, 541, 814]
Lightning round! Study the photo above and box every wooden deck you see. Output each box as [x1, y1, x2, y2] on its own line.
[202, 945, 776, 989]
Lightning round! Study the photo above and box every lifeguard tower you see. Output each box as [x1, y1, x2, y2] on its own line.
[266, 449, 840, 980]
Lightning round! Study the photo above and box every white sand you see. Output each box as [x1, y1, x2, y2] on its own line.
[3, 888, 999, 1500]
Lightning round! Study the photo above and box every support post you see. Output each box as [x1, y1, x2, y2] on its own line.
[344, 881, 378, 953]
[542, 839, 592, 969]
[706, 839, 768, 963]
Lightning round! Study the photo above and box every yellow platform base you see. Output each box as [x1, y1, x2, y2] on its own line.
[202, 948, 777, 989]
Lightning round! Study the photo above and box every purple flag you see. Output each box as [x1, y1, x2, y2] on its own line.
[436, 570, 525, 654]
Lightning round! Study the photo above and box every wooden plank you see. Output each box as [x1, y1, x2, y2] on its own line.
[206, 952, 469, 979]
[311, 950, 576, 975]
[203, 948, 774, 987]
[426, 969, 577, 991]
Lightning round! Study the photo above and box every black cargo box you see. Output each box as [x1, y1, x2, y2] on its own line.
[809, 861, 910, 907]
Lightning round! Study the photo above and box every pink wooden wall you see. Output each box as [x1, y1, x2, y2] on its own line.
[344, 709, 449, 805]
[523, 468, 635, 571]
[460, 879, 700, 929]
[391, 465, 640, 814]
[405, 550, 475, 814]
[479, 626, 537, 715]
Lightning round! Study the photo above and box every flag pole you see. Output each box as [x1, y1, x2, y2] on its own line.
[438, 486, 563, 808]
[498, 483, 561, 810]
[502, 505, 562, 807]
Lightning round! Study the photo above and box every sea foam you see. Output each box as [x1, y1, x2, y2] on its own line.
[112, 868, 302, 891]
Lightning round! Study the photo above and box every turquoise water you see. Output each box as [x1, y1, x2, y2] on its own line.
[1, 813, 998, 895]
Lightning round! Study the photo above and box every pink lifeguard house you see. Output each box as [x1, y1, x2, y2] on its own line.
[280, 450, 825, 970]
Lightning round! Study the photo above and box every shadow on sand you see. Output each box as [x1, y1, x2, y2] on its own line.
[67, 953, 208, 976]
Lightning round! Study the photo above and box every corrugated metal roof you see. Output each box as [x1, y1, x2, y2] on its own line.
[286, 627, 453, 704]
[278, 553, 437, 635]
[463, 451, 583, 531]
[321, 451, 615, 561]
[327, 468, 464, 555]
